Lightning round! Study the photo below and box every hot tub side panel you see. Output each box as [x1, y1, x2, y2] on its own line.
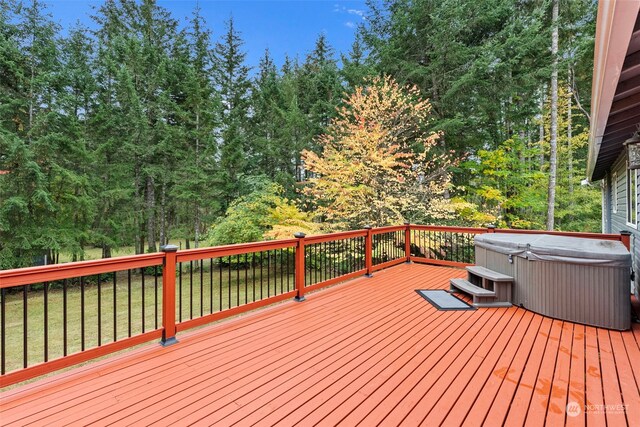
[474, 246, 520, 301]
[515, 260, 630, 330]
[474, 246, 515, 277]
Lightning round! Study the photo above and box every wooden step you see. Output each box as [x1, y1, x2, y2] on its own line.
[466, 266, 513, 282]
[450, 278, 496, 297]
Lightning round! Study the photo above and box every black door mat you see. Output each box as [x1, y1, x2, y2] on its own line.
[415, 289, 475, 311]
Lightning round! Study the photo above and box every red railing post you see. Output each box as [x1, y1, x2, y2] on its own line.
[404, 222, 411, 263]
[161, 245, 178, 346]
[294, 232, 306, 302]
[620, 230, 631, 251]
[364, 225, 373, 277]
[487, 224, 496, 233]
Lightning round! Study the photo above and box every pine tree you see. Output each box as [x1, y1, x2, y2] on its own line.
[212, 17, 252, 210]
[340, 35, 372, 90]
[0, 0, 65, 267]
[92, 0, 183, 253]
[171, 6, 219, 248]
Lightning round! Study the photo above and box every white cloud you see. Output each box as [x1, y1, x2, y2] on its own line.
[345, 21, 356, 28]
[333, 5, 366, 20]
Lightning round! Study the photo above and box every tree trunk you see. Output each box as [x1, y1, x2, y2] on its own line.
[567, 76, 574, 198]
[539, 86, 546, 170]
[134, 163, 142, 255]
[159, 177, 167, 247]
[546, 0, 559, 231]
[146, 175, 157, 253]
[102, 245, 112, 259]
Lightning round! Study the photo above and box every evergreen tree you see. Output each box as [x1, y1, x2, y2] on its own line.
[212, 17, 252, 210]
[0, 0, 66, 267]
[340, 35, 373, 90]
[298, 34, 342, 141]
[171, 6, 219, 247]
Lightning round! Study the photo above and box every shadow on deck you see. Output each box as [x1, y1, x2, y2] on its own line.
[1, 264, 639, 426]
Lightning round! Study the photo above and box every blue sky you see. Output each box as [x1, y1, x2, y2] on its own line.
[46, 0, 369, 69]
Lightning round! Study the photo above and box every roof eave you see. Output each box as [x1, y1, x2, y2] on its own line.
[587, 0, 640, 181]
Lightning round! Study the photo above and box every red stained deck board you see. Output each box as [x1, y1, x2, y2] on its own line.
[438, 310, 538, 427]
[523, 319, 565, 427]
[407, 309, 530, 426]
[1, 264, 638, 427]
[545, 321, 575, 426]
[348, 307, 514, 426]
[466, 314, 546, 426]
[119, 269, 448, 426]
[293, 297, 481, 427]
[566, 324, 586, 427]
[609, 331, 640, 427]
[30, 266, 432, 426]
[584, 325, 607, 427]
[597, 328, 629, 427]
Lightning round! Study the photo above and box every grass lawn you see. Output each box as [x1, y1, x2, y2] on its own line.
[3, 260, 296, 374]
[57, 239, 195, 263]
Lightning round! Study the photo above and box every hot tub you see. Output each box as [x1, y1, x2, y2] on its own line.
[474, 233, 631, 330]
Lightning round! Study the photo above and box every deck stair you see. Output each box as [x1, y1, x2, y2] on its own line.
[450, 266, 513, 308]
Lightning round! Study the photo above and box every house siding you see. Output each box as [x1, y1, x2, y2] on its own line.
[607, 152, 639, 299]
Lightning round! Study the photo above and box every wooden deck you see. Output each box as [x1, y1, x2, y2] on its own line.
[1, 263, 639, 426]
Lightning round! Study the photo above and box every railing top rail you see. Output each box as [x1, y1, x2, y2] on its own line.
[0, 253, 165, 288]
[176, 239, 297, 263]
[410, 225, 488, 234]
[305, 229, 367, 244]
[1, 224, 625, 288]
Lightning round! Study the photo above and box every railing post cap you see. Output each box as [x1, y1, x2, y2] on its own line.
[621, 230, 632, 236]
[487, 224, 496, 229]
[364, 225, 372, 230]
[294, 232, 306, 238]
[161, 244, 179, 253]
[404, 221, 410, 225]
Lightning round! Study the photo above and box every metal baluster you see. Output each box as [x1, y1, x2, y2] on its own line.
[1, 288, 5, 374]
[44, 282, 49, 361]
[63, 279, 68, 355]
[219, 258, 223, 311]
[252, 253, 256, 301]
[141, 270, 145, 333]
[260, 252, 264, 300]
[154, 266, 158, 330]
[127, 270, 132, 338]
[245, 253, 248, 304]
[286, 249, 290, 291]
[112, 274, 116, 342]
[210, 258, 214, 314]
[267, 251, 271, 297]
[81, 277, 85, 351]
[187, 261, 193, 318]
[23, 285, 27, 368]
[228, 256, 232, 308]
[236, 254, 240, 307]
[97, 274, 101, 346]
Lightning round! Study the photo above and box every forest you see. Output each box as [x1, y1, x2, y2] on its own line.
[0, 0, 599, 269]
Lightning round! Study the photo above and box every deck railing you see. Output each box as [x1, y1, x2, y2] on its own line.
[0, 224, 630, 387]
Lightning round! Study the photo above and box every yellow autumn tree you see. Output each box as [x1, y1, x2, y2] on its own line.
[302, 76, 453, 228]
